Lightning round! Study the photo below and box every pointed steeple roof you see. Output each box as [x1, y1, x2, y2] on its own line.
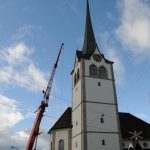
[82, 0, 97, 58]
[76, 0, 113, 64]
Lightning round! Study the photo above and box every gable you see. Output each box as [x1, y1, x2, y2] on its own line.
[48, 107, 72, 134]
[119, 112, 150, 140]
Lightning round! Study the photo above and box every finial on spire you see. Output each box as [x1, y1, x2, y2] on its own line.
[82, 0, 97, 58]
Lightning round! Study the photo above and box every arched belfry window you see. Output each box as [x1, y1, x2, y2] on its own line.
[99, 66, 108, 79]
[89, 64, 97, 77]
[77, 69, 80, 81]
[58, 139, 64, 150]
[74, 73, 77, 86]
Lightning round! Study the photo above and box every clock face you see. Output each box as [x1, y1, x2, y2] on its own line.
[93, 54, 102, 62]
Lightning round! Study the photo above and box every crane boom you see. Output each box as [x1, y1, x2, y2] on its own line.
[25, 43, 64, 150]
[43, 43, 64, 105]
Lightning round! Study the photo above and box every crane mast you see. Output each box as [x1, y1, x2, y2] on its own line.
[25, 43, 64, 150]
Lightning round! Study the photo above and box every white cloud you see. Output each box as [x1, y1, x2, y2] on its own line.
[12, 25, 42, 41]
[135, 112, 150, 123]
[0, 42, 47, 91]
[0, 127, 49, 150]
[0, 95, 49, 150]
[136, 112, 147, 119]
[77, 36, 84, 48]
[107, 48, 125, 85]
[116, 0, 150, 57]
[14, 63, 47, 91]
[0, 128, 13, 150]
[106, 12, 115, 21]
[58, 0, 81, 16]
[101, 32, 125, 85]
[11, 128, 49, 150]
[1, 42, 32, 65]
[0, 94, 23, 129]
[0, 66, 14, 83]
[27, 64, 47, 90]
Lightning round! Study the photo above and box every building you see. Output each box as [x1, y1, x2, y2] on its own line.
[48, 0, 150, 150]
[48, 108, 150, 150]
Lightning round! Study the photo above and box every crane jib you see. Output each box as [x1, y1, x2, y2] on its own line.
[25, 43, 64, 150]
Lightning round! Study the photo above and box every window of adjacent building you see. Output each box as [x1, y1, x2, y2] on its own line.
[102, 139, 106, 145]
[51, 142, 52, 150]
[76, 121, 78, 126]
[77, 69, 80, 81]
[143, 142, 148, 147]
[89, 64, 97, 77]
[58, 139, 64, 150]
[76, 142, 78, 147]
[76, 87, 78, 91]
[74, 73, 77, 86]
[100, 114, 104, 123]
[99, 66, 108, 79]
[122, 143, 125, 148]
[98, 82, 101, 86]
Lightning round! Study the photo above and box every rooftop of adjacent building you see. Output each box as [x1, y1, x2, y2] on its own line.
[48, 107, 150, 140]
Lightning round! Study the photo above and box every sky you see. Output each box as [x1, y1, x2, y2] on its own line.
[0, 0, 150, 149]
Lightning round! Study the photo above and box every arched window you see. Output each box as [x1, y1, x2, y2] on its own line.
[77, 69, 80, 81]
[89, 64, 97, 77]
[135, 142, 142, 150]
[51, 142, 52, 150]
[74, 73, 77, 86]
[99, 66, 108, 79]
[58, 139, 64, 150]
[143, 142, 148, 147]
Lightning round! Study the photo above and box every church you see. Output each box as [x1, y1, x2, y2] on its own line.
[48, 0, 150, 150]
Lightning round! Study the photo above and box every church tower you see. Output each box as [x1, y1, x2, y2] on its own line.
[71, 0, 122, 149]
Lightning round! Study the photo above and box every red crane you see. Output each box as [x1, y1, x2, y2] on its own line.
[25, 43, 64, 150]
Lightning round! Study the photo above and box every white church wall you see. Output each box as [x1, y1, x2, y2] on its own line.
[72, 134, 82, 150]
[72, 57, 83, 150]
[87, 132, 120, 150]
[50, 129, 70, 150]
[72, 58, 82, 111]
[83, 49, 116, 104]
[72, 104, 82, 137]
[71, 44, 121, 149]
[72, 79, 82, 110]
[81, 48, 121, 150]
[122, 139, 150, 149]
[84, 49, 113, 80]
[85, 78, 115, 104]
[50, 133, 54, 150]
[86, 102, 119, 132]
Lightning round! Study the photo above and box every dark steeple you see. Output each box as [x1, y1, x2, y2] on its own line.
[82, 0, 97, 58]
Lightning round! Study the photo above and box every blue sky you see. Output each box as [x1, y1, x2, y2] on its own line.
[0, 0, 150, 149]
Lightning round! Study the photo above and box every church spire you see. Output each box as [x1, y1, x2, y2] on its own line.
[82, 0, 97, 58]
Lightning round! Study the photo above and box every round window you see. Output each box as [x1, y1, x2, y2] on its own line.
[143, 142, 148, 147]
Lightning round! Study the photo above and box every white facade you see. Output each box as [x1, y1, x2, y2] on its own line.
[122, 140, 150, 149]
[50, 128, 71, 150]
[72, 56, 83, 150]
[71, 48, 122, 150]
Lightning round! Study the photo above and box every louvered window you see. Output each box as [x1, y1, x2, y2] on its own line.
[89, 64, 97, 77]
[99, 66, 108, 79]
